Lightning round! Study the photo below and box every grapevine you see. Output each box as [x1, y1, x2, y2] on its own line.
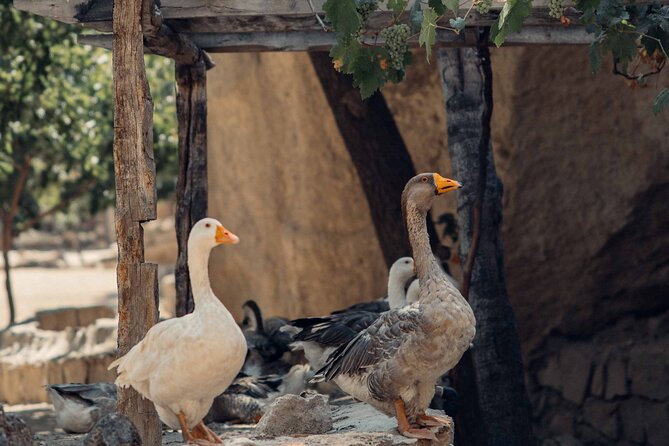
[475, 0, 493, 15]
[356, 0, 379, 22]
[548, 0, 564, 20]
[322, 0, 668, 112]
[380, 24, 411, 70]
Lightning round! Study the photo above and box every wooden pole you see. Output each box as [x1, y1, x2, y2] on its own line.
[309, 51, 443, 268]
[437, 29, 535, 446]
[112, 0, 161, 443]
[174, 60, 209, 316]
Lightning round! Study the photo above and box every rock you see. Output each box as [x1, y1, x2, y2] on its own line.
[589, 364, 605, 397]
[225, 438, 257, 446]
[255, 393, 332, 436]
[0, 405, 33, 446]
[560, 347, 592, 404]
[604, 360, 627, 400]
[581, 399, 619, 440]
[628, 343, 669, 400]
[83, 413, 141, 446]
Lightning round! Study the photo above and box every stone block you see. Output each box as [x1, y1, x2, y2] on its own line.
[604, 359, 628, 400]
[560, 347, 592, 404]
[582, 399, 620, 440]
[628, 343, 669, 401]
[589, 364, 605, 397]
[36, 306, 114, 331]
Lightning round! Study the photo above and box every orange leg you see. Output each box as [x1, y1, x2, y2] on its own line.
[177, 412, 198, 444]
[193, 421, 223, 444]
[394, 399, 438, 441]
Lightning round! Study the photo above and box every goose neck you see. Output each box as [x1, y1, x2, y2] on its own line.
[405, 202, 440, 279]
[187, 243, 215, 305]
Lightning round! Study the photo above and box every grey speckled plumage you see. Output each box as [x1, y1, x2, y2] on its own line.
[46, 383, 117, 434]
[315, 173, 476, 424]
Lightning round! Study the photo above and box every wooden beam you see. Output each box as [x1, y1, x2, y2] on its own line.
[111, 0, 161, 443]
[15, 0, 606, 33]
[79, 26, 594, 54]
[174, 60, 208, 317]
[141, 0, 215, 69]
[437, 30, 534, 446]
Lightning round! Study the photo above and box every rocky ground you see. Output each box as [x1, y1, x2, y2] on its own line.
[9, 400, 452, 446]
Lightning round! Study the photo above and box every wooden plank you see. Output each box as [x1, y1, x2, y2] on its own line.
[16, 0, 589, 34]
[116, 262, 161, 446]
[112, 0, 161, 443]
[79, 26, 594, 53]
[174, 61, 208, 317]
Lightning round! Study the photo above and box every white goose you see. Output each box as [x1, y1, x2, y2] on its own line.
[108, 218, 246, 445]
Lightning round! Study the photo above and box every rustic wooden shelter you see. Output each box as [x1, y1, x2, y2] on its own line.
[14, 1, 598, 445]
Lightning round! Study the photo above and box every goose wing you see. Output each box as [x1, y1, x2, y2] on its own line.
[315, 306, 424, 381]
[290, 310, 380, 347]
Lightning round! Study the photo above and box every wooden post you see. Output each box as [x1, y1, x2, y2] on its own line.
[309, 52, 441, 268]
[174, 60, 208, 316]
[112, 0, 161, 444]
[437, 30, 535, 446]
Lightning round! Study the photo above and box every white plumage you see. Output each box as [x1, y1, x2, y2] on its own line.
[108, 218, 246, 444]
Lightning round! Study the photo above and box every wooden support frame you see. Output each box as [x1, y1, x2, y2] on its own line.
[174, 60, 209, 317]
[111, 0, 161, 444]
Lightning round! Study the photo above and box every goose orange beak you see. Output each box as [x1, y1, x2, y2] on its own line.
[215, 225, 239, 245]
[434, 174, 462, 195]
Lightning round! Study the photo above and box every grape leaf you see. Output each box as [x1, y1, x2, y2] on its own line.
[330, 37, 362, 74]
[419, 7, 438, 61]
[443, 0, 460, 14]
[652, 88, 669, 115]
[428, 0, 447, 15]
[450, 17, 465, 32]
[490, 0, 532, 47]
[387, 0, 409, 17]
[323, 0, 362, 37]
[409, 0, 423, 32]
[350, 47, 386, 99]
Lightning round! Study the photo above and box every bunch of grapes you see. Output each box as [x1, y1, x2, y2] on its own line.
[356, 0, 379, 21]
[475, 0, 493, 14]
[548, 0, 564, 19]
[380, 24, 410, 70]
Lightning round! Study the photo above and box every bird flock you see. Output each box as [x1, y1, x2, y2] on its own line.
[47, 173, 475, 445]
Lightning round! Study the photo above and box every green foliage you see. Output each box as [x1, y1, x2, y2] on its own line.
[419, 7, 438, 62]
[322, 0, 667, 112]
[324, 0, 362, 37]
[0, 0, 178, 233]
[490, 0, 533, 47]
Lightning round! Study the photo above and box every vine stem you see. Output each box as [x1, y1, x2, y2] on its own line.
[307, 0, 328, 32]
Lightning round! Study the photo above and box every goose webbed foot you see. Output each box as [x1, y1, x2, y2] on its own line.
[192, 421, 224, 444]
[417, 413, 451, 428]
[394, 399, 439, 442]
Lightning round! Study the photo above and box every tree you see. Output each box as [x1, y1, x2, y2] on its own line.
[0, 0, 178, 326]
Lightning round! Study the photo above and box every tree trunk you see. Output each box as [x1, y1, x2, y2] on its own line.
[437, 32, 535, 446]
[112, 0, 161, 443]
[174, 60, 208, 317]
[309, 51, 440, 268]
[1, 222, 15, 327]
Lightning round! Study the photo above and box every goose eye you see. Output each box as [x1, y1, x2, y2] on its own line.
[421, 177, 428, 183]
[205, 223, 211, 228]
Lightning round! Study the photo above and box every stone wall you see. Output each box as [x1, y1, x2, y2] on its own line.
[205, 47, 669, 446]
